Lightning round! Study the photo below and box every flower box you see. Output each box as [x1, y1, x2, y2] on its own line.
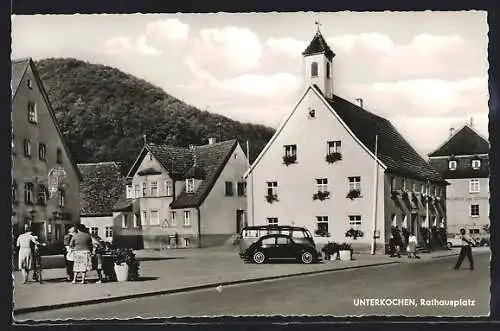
[345, 228, 364, 239]
[282, 155, 297, 166]
[338, 243, 353, 261]
[114, 263, 129, 282]
[346, 189, 361, 200]
[265, 194, 278, 203]
[107, 248, 140, 282]
[313, 191, 330, 201]
[325, 152, 342, 164]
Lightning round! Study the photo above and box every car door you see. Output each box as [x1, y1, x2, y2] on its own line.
[260, 236, 278, 258]
[275, 235, 293, 259]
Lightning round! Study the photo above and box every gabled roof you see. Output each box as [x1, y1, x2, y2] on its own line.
[245, 85, 446, 184]
[78, 162, 125, 217]
[428, 125, 489, 157]
[126, 139, 239, 209]
[11, 57, 83, 181]
[302, 30, 335, 60]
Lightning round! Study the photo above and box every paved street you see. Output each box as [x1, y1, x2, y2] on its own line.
[16, 252, 489, 320]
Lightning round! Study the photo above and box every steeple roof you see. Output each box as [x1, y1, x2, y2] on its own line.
[302, 30, 335, 60]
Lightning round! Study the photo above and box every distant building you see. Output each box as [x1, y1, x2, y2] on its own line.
[428, 124, 489, 235]
[112, 138, 248, 249]
[244, 29, 448, 253]
[78, 162, 125, 242]
[11, 58, 82, 242]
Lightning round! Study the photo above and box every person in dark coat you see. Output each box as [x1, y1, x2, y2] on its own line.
[63, 227, 76, 281]
[454, 228, 475, 270]
[388, 235, 401, 258]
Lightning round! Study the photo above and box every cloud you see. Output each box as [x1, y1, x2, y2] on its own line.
[145, 18, 190, 41]
[266, 37, 307, 58]
[328, 33, 394, 55]
[104, 35, 162, 56]
[197, 27, 263, 71]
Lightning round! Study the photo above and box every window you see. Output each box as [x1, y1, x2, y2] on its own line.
[58, 189, 65, 207]
[420, 184, 425, 194]
[469, 179, 480, 193]
[225, 181, 234, 196]
[121, 214, 129, 228]
[267, 217, 278, 225]
[308, 108, 316, 118]
[390, 177, 396, 191]
[56, 148, 62, 164]
[412, 182, 417, 192]
[316, 178, 328, 193]
[134, 184, 140, 198]
[133, 214, 141, 227]
[349, 215, 362, 229]
[150, 181, 158, 196]
[91, 227, 99, 236]
[37, 184, 47, 205]
[150, 210, 159, 225]
[284, 144, 297, 157]
[105, 227, 113, 238]
[472, 159, 481, 170]
[23, 139, 31, 157]
[12, 180, 18, 202]
[237, 182, 246, 196]
[186, 179, 195, 193]
[171, 211, 177, 226]
[38, 143, 46, 160]
[165, 181, 173, 196]
[266, 181, 278, 196]
[142, 182, 147, 196]
[470, 204, 480, 217]
[348, 176, 361, 192]
[184, 211, 191, 227]
[183, 238, 190, 248]
[27, 102, 37, 123]
[402, 179, 407, 191]
[277, 236, 290, 245]
[27, 79, 33, 89]
[142, 211, 148, 225]
[311, 62, 318, 77]
[327, 141, 341, 154]
[24, 183, 34, 204]
[326, 62, 331, 78]
[449, 160, 457, 170]
[316, 216, 329, 235]
[262, 237, 276, 245]
[126, 185, 133, 199]
[432, 186, 437, 196]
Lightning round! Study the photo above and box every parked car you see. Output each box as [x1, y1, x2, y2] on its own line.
[447, 233, 487, 248]
[239, 233, 320, 264]
[446, 235, 463, 248]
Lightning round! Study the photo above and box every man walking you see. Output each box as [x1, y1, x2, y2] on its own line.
[454, 228, 475, 270]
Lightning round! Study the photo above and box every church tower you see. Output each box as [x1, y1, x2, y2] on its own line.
[302, 24, 335, 99]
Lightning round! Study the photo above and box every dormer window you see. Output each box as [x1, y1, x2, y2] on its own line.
[472, 159, 481, 170]
[448, 160, 457, 171]
[186, 178, 195, 193]
[311, 62, 318, 77]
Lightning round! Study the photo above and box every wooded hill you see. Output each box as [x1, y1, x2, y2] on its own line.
[36, 58, 275, 172]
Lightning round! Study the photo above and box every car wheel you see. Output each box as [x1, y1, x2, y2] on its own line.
[446, 242, 452, 249]
[300, 251, 314, 264]
[252, 251, 266, 264]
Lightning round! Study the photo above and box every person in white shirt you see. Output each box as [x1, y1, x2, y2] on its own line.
[16, 227, 40, 283]
[454, 228, 475, 270]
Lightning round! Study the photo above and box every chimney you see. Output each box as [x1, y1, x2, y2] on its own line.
[449, 127, 455, 137]
[208, 137, 216, 145]
[355, 98, 364, 108]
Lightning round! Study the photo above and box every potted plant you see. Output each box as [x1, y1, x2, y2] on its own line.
[111, 248, 140, 282]
[265, 193, 278, 203]
[321, 242, 340, 261]
[325, 152, 342, 164]
[313, 191, 330, 201]
[315, 229, 331, 238]
[282, 154, 297, 166]
[345, 228, 364, 240]
[346, 189, 361, 200]
[338, 243, 353, 261]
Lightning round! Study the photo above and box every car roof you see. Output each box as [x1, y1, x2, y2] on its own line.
[259, 233, 291, 239]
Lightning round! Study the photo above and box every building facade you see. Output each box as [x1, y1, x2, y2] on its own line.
[78, 162, 125, 243]
[112, 139, 248, 249]
[428, 125, 489, 235]
[244, 30, 448, 253]
[11, 58, 82, 243]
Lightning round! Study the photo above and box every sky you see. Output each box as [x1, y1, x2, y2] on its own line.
[11, 11, 489, 157]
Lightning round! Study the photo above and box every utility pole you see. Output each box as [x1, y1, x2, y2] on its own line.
[371, 135, 379, 255]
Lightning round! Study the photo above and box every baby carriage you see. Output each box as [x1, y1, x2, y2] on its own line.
[32, 242, 46, 283]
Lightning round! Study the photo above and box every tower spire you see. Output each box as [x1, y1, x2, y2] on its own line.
[315, 20, 322, 33]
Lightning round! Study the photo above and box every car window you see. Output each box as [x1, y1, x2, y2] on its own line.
[261, 237, 276, 245]
[276, 237, 289, 245]
[292, 231, 306, 238]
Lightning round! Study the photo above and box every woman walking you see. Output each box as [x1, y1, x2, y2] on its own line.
[63, 227, 76, 281]
[70, 224, 93, 284]
[407, 233, 418, 259]
[16, 226, 40, 284]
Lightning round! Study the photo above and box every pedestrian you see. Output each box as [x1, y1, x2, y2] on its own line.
[388, 235, 401, 258]
[16, 226, 40, 284]
[175, 232, 179, 249]
[407, 233, 418, 259]
[454, 228, 475, 270]
[70, 224, 93, 284]
[91, 235, 105, 283]
[63, 227, 76, 281]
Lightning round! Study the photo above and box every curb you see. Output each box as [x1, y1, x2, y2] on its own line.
[14, 261, 399, 315]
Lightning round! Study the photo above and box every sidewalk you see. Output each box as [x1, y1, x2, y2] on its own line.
[12, 246, 477, 315]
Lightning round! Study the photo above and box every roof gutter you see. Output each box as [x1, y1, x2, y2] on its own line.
[196, 206, 201, 248]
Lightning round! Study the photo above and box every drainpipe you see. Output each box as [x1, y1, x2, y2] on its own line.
[197, 207, 201, 248]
